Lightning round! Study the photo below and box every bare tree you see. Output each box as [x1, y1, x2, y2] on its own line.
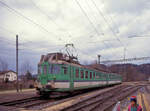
[0, 58, 8, 71]
[20, 61, 33, 75]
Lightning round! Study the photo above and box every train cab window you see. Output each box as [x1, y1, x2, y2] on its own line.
[76, 69, 79, 78]
[93, 72, 95, 78]
[52, 65, 60, 74]
[85, 71, 88, 78]
[49, 64, 60, 74]
[62, 66, 68, 74]
[38, 65, 42, 74]
[80, 70, 84, 78]
[90, 72, 92, 79]
[43, 65, 47, 74]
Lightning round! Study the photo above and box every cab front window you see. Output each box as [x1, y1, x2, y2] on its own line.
[52, 65, 60, 74]
[49, 64, 61, 74]
[38, 65, 42, 75]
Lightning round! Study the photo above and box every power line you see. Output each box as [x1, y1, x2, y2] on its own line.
[102, 41, 118, 57]
[0, 25, 61, 46]
[74, 0, 101, 36]
[0, 51, 15, 57]
[128, 35, 150, 38]
[77, 49, 95, 60]
[0, 26, 64, 51]
[74, 0, 124, 61]
[84, 0, 121, 60]
[101, 56, 150, 64]
[0, 37, 15, 45]
[71, 0, 110, 60]
[20, 44, 63, 50]
[85, 0, 104, 36]
[0, 26, 16, 36]
[90, 0, 126, 62]
[30, 0, 67, 32]
[101, 3, 120, 34]
[90, 0, 124, 47]
[30, 0, 71, 43]
[0, 1, 59, 39]
[108, 14, 120, 33]
[19, 43, 65, 55]
[0, 26, 34, 44]
[0, 37, 14, 43]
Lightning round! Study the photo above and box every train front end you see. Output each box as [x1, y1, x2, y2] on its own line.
[36, 53, 70, 96]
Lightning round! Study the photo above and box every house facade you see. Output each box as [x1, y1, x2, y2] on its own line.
[0, 70, 17, 82]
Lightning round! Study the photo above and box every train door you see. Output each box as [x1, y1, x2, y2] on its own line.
[106, 74, 109, 85]
[69, 65, 74, 91]
[41, 64, 48, 85]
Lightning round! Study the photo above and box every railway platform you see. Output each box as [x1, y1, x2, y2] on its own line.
[0, 88, 36, 104]
[0, 88, 35, 95]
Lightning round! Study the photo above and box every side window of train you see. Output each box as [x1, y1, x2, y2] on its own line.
[102, 73, 104, 78]
[101, 74, 103, 78]
[80, 70, 84, 78]
[76, 68, 79, 78]
[93, 72, 95, 79]
[90, 72, 92, 79]
[62, 66, 68, 74]
[85, 71, 88, 78]
[103, 74, 106, 79]
[48, 64, 52, 74]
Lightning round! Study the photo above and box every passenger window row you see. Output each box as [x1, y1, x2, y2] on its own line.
[75, 68, 98, 79]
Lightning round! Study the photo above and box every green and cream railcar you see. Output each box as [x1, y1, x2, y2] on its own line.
[37, 53, 122, 95]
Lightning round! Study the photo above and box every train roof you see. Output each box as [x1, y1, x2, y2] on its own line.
[39, 52, 120, 75]
[39, 52, 80, 65]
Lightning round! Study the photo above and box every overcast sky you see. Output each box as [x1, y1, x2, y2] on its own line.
[0, 0, 150, 73]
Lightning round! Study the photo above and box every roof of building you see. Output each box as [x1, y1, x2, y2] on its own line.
[0, 70, 16, 75]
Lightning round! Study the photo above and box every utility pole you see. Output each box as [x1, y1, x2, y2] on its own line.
[123, 47, 126, 81]
[16, 35, 19, 92]
[97, 55, 101, 64]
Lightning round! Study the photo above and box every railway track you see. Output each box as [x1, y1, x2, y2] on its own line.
[0, 85, 121, 110]
[0, 92, 81, 110]
[61, 85, 142, 111]
[0, 84, 144, 111]
[0, 96, 39, 106]
[0, 96, 53, 110]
